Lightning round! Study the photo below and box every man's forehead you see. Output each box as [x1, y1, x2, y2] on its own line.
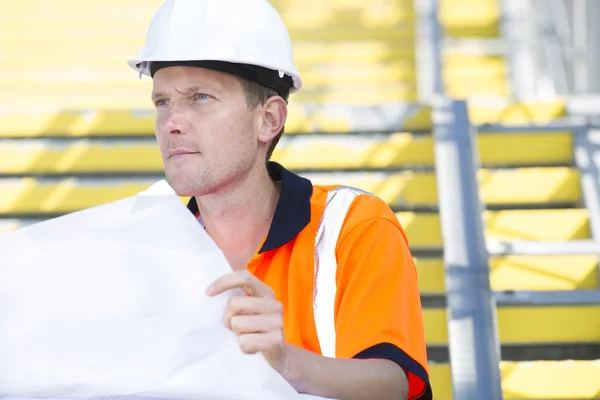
[152, 65, 236, 91]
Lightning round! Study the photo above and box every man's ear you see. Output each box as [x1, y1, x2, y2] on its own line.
[257, 96, 287, 145]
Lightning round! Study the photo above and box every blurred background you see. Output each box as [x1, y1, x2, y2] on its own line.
[0, 0, 599, 398]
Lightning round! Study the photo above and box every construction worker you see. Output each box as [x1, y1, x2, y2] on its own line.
[129, 0, 432, 399]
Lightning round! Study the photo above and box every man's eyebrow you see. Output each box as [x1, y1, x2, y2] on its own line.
[151, 90, 168, 102]
[182, 84, 223, 94]
[180, 85, 203, 95]
[151, 84, 222, 101]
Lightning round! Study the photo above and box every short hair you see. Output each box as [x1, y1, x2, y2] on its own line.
[239, 79, 287, 161]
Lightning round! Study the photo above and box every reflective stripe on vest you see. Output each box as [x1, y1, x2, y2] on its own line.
[313, 186, 372, 358]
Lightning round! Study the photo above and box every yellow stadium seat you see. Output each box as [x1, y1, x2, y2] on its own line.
[445, 54, 507, 73]
[0, 0, 420, 112]
[429, 360, 600, 399]
[0, 133, 574, 174]
[294, 82, 418, 103]
[397, 209, 590, 248]
[0, 14, 155, 38]
[0, 104, 433, 139]
[275, 132, 573, 169]
[0, 168, 581, 215]
[1, 57, 417, 85]
[277, 4, 415, 30]
[400, 105, 433, 131]
[415, 255, 599, 294]
[483, 209, 590, 241]
[284, 40, 416, 64]
[283, 104, 312, 134]
[0, 81, 154, 110]
[0, 40, 416, 72]
[1, 1, 162, 16]
[0, 178, 154, 214]
[413, 258, 447, 293]
[311, 111, 352, 133]
[0, 107, 313, 138]
[1, 11, 414, 42]
[424, 306, 600, 345]
[439, 0, 500, 38]
[0, 111, 156, 138]
[296, 28, 415, 42]
[300, 61, 416, 85]
[446, 79, 510, 99]
[393, 212, 442, 248]
[3, 209, 590, 247]
[444, 55, 509, 98]
[477, 167, 581, 205]
[469, 99, 568, 125]
[269, 0, 414, 11]
[0, 80, 418, 110]
[477, 131, 572, 166]
[311, 167, 581, 206]
[489, 255, 599, 291]
[2, 54, 417, 96]
[0, 140, 162, 175]
[0, 103, 437, 138]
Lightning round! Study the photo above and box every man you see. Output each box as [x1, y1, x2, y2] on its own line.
[129, 0, 432, 399]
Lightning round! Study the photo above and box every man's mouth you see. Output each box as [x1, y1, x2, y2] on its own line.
[168, 149, 199, 159]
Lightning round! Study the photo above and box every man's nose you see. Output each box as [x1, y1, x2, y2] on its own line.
[164, 106, 186, 135]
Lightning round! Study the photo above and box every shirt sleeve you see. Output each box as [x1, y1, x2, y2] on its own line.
[333, 194, 432, 400]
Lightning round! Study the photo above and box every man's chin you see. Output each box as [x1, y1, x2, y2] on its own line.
[164, 175, 192, 197]
[164, 173, 206, 197]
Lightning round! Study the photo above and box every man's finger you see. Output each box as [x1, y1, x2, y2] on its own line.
[206, 270, 274, 297]
[237, 331, 284, 355]
[223, 295, 283, 326]
[229, 313, 283, 335]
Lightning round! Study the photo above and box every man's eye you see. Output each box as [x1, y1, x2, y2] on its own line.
[195, 93, 211, 101]
[155, 99, 169, 107]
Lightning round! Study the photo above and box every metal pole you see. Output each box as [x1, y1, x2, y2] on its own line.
[573, 0, 588, 93]
[586, 0, 600, 93]
[415, 0, 444, 101]
[432, 98, 503, 400]
[430, 0, 443, 96]
[502, 0, 537, 100]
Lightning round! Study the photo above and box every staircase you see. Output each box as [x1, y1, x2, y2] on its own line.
[0, 0, 599, 398]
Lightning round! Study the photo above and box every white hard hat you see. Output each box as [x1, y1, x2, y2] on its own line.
[128, 0, 302, 96]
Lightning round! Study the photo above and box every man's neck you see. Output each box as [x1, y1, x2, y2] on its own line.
[195, 162, 280, 262]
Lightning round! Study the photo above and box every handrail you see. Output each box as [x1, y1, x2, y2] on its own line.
[415, 0, 444, 101]
[487, 239, 599, 256]
[495, 289, 600, 306]
[573, 126, 600, 286]
[432, 97, 503, 400]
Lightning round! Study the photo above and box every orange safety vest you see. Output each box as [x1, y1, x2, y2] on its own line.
[188, 161, 432, 399]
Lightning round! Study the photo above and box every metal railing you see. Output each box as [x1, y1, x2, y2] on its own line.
[432, 98, 504, 400]
[415, 0, 443, 101]
[432, 102, 600, 399]
[415, 0, 505, 397]
[519, 0, 600, 97]
[419, 0, 600, 398]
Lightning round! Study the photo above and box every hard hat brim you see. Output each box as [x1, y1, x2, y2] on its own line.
[128, 58, 302, 94]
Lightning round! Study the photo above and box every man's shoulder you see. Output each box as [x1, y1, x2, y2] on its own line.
[311, 183, 400, 230]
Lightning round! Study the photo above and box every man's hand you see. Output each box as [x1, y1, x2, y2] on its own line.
[206, 270, 288, 373]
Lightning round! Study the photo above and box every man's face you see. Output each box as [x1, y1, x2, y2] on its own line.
[152, 66, 258, 196]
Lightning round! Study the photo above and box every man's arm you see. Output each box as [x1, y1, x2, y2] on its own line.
[206, 271, 409, 400]
[330, 195, 432, 400]
[282, 343, 408, 400]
